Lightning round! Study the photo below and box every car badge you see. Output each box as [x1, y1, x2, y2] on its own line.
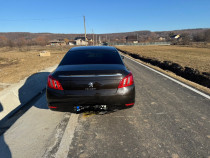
[88, 82, 93, 88]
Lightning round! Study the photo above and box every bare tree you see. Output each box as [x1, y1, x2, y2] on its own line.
[180, 33, 190, 45]
[7, 40, 15, 48]
[193, 32, 205, 42]
[35, 36, 48, 46]
[0, 36, 8, 47]
[204, 29, 210, 42]
[16, 37, 26, 48]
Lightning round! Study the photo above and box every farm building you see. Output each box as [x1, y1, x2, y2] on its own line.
[126, 36, 138, 43]
[75, 37, 88, 45]
[48, 39, 66, 46]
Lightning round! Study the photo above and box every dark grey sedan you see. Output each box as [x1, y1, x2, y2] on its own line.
[46, 46, 135, 112]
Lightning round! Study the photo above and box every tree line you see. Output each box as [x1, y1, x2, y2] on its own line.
[0, 29, 209, 47]
[169, 29, 210, 45]
[0, 35, 49, 47]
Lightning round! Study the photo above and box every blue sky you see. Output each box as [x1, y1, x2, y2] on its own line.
[0, 0, 209, 34]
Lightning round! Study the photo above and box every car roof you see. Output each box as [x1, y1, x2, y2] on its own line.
[70, 46, 117, 52]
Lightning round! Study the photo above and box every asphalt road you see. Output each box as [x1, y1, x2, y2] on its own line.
[0, 56, 209, 158]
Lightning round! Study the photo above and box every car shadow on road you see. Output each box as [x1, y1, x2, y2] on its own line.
[0, 71, 52, 157]
[0, 102, 3, 113]
[0, 102, 12, 158]
[0, 72, 51, 135]
[18, 72, 50, 110]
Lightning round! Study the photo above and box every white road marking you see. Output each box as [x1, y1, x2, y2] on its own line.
[55, 114, 79, 158]
[124, 55, 210, 100]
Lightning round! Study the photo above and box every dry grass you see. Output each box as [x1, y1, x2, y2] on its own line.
[116, 45, 210, 74]
[0, 46, 74, 84]
[116, 45, 210, 94]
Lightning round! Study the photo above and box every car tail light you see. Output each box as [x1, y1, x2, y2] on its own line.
[125, 103, 134, 106]
[118, 72, 134, 88]
[47, 75, 63, 90]
[49, 106, 57, 109]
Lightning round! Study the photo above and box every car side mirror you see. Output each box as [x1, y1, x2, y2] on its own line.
[121, 55, 124, 59]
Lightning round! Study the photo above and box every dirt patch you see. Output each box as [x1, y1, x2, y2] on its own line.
[0, 46, 74, 86]
[0, 57, 19, 68]
[116, 45, 210, 91]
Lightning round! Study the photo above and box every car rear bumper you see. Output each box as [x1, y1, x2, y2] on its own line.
[46, 85, 135, 112]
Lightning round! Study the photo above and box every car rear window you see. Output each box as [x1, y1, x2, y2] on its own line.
[60, 50, 123, 65]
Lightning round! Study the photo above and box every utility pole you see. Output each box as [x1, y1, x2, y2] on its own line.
[92, 29, 94, 46]
[83, 16, 87, 45]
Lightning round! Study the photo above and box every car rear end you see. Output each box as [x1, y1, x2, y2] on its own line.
[46, 46, 135, 112]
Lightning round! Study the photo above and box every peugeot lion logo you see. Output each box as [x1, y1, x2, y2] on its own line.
[88, 82, 94, 88]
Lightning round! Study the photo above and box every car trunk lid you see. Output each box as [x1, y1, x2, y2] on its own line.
[53, 64, 127, 94]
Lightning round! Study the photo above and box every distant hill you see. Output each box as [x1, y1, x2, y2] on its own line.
[0, 28, 209, 44]
[96, 28, 209, 43]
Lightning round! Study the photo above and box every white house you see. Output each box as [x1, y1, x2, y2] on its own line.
[75, 37, 88, 45]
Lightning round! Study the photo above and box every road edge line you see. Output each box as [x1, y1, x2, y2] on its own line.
[55, 114, 79, 158]
[125, 55, 210, 100]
